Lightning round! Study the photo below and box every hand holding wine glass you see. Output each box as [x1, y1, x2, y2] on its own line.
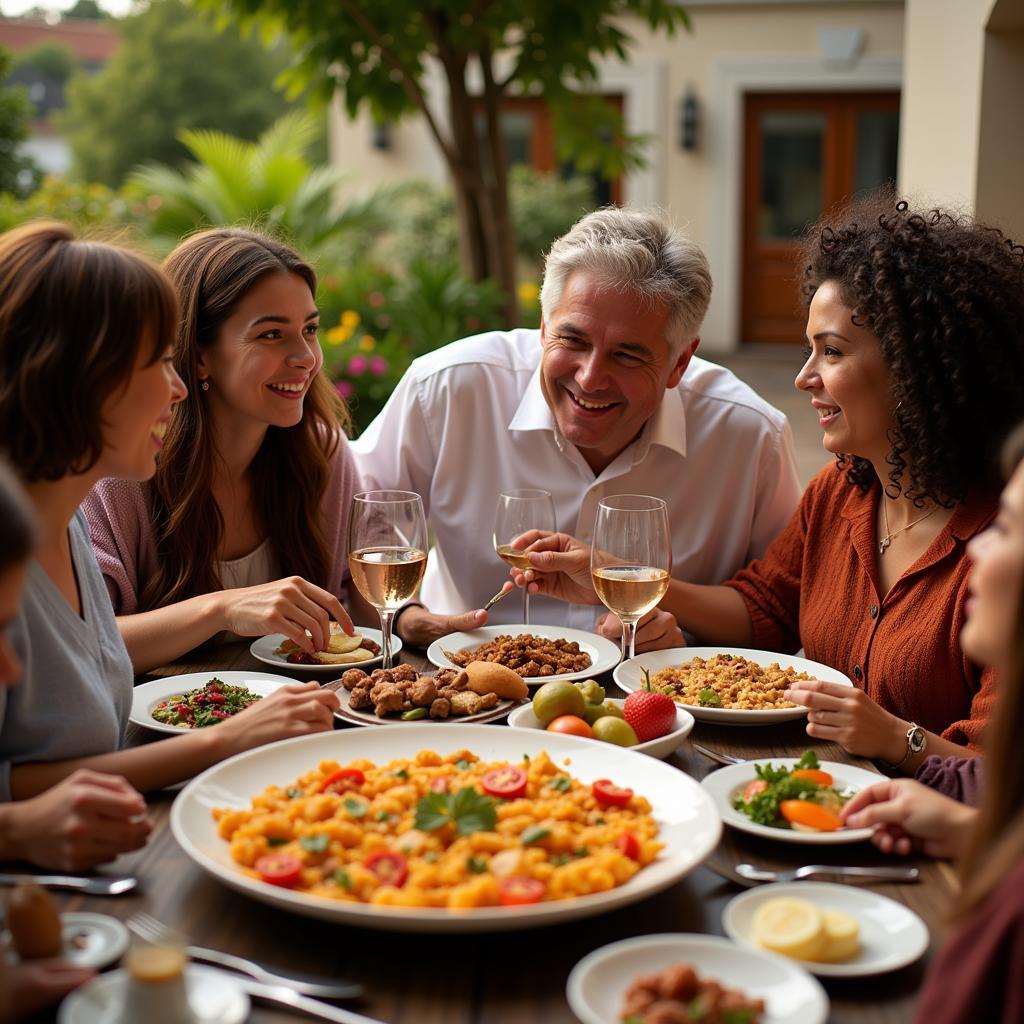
[494, 489, 555, 624]
[591, 495, 671, 662]
[348, 491, 428, 667]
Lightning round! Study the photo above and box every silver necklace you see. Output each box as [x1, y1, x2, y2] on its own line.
[878, 500, 940, 555]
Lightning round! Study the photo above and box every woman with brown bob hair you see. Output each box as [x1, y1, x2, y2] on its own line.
[0, 222, 338, 799]
[83, 227, 369, 672]
[515, 195, 1024, 772]
[840, 423, 1024, 1022]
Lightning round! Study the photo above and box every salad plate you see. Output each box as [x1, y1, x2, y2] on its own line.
[701, 757, 881, 844]
[567, 933, 829, 1024]
[723, 881, 930, 978]
[130, 671, 293, 735]
[250, 625, 399, 673]
[427, 624, 619, 685]
[171, 724, 721, 933]
[614, 647, 852, 725]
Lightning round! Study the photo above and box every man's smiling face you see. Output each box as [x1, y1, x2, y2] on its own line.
[539, 270, 696, 474]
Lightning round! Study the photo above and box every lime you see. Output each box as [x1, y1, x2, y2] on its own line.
[591, 716, 639, 747]
[531, 681, 586, 726]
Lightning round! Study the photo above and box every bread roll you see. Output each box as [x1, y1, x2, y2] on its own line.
[465, 660, 528, 700]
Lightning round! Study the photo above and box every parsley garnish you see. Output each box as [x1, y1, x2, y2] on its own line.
[285, 787, 302, 799]
[455, 758, 472, 770]
[697, 688, 721, 707]
[298, 833, 329, 854]
[333, 869, 353, 890]
[389, 769, 409, 780]
[267, 836, 289, 848]
[466, 855, 488, 874]
[375, 810, 391, 822]
[521, 825, 551, 845]
[548, 776, 571, 792]
[414, 787, 498, 837]
[344, 797, 368, 818]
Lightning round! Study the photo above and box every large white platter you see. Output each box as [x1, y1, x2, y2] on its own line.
[567, 933, 829, 1024]
[130, 671, 295, 735]
[614, 647, 853, 725]
[702, 758, 880, 845]
[170, 724, 721, 933]
[250, 625, 400, 674]
[506, 697, 694, 760]
[427, 624, 620, 686]
[723, 881, 930, 978]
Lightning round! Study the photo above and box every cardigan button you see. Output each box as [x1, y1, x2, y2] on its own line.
[869, 604, 878, 619]
[853, 664, 863, 681]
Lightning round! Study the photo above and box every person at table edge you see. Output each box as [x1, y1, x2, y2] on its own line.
[350, 206, 802, 648]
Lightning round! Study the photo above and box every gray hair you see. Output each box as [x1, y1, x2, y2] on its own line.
[540, 207, 712, 350]
[0, 458, 35, 575]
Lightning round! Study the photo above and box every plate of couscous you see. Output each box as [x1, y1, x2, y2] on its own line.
[614, 648, 853, 725]
[170, 724, 721, 933]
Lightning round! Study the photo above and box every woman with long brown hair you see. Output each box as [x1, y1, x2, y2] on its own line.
[838, 424, 1024, 1021]
[83, 228, 368, 672]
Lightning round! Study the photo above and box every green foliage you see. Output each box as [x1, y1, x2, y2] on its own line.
[13, 43, 76, 85]
[0, 175, 149, 235]
[0, 46, 40, 197]
[126, 111, 391, 258]
[61, 0, 297, 186]
[66, 0, 105, 18]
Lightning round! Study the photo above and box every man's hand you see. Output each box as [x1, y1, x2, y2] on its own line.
[393, 606, 489, 648]
[596, 609, 684, 653]
[506, 530, 600, 606]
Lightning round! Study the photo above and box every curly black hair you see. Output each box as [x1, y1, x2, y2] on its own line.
[799, 194, 1024, 506]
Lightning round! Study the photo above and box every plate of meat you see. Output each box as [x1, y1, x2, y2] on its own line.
[250, 625, 398, 673]
[327, 662, 524, 726]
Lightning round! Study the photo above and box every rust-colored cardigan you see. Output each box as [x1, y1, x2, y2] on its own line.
[723, 464, 997, 747]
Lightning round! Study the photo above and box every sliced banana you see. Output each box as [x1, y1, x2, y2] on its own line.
[753, 897, 828, 961]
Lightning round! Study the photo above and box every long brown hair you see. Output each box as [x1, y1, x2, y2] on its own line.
[141, 228, 349, 610]
[955, 423, 1024, 916]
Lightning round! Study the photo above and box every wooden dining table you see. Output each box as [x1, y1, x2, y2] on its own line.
[37, 640, 954, 1023]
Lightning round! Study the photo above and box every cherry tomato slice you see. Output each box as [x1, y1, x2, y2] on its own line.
[481, 766, 528, 800]
[743, 779, 769, 803]
[364, 850, 409, 888]
[319, 768, 366, 794]
[498, 876, 546, 906]
[592, 779, 634, 808]
[616, 833, 640, 860]
[254, 853, 303, 888]
[430, 776, 450, 794]
[779, 799, 842, 832]
[790, 768, 834, 787]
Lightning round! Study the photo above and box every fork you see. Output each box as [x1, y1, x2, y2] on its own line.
[691, 743, 746, 767]
[127, 911, 363, 1000]
[735, 863, 920, 885]
[0, 872, 136, 895]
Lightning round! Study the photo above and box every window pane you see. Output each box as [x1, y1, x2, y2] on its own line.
[855, 110, 900, 194]
[759, 111, 825, 240]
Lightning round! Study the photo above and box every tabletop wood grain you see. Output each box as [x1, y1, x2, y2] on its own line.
[25, 641, 951, 1023]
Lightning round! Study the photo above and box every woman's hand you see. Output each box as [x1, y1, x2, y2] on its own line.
[214, 682, 340, 757]
[784, 679, 910, 762]
[2, 769, 151, 872]
[596, 609, 684, 653]
[0, 960, 96, 1022]
[840, 778, 978, 858]
[213, 577, 354, 654]
[506, 530, 601, 606]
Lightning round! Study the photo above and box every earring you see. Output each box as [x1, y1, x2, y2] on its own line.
[201, 380, 210, 392]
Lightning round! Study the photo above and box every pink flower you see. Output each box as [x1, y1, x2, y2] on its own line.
[334, 379, 354, 398]
[347, 355, 368, 376]
[369, 355, 389, 377]
[368, 291, 386, 308]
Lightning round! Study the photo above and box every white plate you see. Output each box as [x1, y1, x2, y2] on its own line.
[506, 698, 694, 760]
[130, 671, 294, 735]
[427, 624, 620, 686]
[329, 677, 521, 727]
[567, 933, 829, 1024]
[250, 625, 399, 673]
[58, 964, 249, 1024]
[702, 758, 880, 845]
[3, 913, 128, 970]
[171, 724, 722, 933]
[723, 881, 930, 977]
[614, 647, 853, 725]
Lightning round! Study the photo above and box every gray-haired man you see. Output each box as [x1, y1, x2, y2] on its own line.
[351, 208, 801, 647]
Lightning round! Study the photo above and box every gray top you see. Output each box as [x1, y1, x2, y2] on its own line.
[0, 512, 132, 801]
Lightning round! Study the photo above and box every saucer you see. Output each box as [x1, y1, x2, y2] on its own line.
[4, 913, 128, 970]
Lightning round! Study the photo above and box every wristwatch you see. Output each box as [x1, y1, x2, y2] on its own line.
[889, 722, 926, 769]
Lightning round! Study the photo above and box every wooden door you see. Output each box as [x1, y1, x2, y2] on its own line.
[741, 92, 899, 344]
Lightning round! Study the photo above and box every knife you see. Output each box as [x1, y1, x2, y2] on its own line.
[240, 978, 384, 1023]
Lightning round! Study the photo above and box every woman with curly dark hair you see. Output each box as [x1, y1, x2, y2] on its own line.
[514, 195, 1024, 773]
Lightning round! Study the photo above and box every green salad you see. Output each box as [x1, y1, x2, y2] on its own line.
[151, 677, 262, 728]
[731, 750, 852, 832]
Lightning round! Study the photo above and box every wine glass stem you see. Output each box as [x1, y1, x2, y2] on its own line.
[522, 584, 530, 625]
[620, 618, 638, 663]
[379, 608, 396, 669]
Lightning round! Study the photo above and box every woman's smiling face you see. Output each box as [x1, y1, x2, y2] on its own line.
[794, 280, 895, 464]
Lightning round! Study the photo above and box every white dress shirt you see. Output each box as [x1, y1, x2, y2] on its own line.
[351, 329, 801, 630]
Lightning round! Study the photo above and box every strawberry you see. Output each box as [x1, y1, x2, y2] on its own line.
[623, 669, 678, 742]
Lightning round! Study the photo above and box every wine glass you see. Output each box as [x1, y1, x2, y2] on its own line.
[494, 489, 556, 624]
[348, 490, 428, 668]
[591, 494, 672, 662]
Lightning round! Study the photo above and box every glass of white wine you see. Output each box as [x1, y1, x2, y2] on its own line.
[348, 490, 428, 668]
[591, 494, 671, 662]
[494, 489, 556, 624]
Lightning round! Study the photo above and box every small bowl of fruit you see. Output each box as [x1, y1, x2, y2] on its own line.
[506, 676, 694, 759]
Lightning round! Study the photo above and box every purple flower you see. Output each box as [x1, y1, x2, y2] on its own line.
[369, 355, 389, 377]
[334, 379, 354, 398]
[347, 355, 368, 376]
